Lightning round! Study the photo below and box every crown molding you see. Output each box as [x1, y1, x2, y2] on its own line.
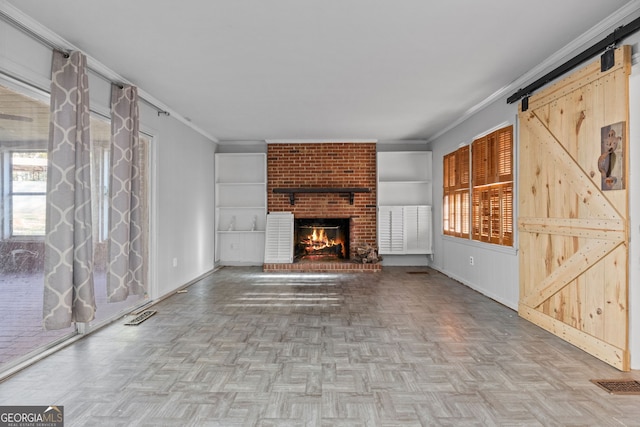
[0, 0, 218, 143]
[265, 139, 378, 144]
[427, 0, 640, 143]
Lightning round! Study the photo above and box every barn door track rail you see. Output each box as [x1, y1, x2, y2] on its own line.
[508, 15, 640, 110]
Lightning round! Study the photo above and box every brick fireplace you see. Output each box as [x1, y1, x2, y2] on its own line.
[265, 142, 379, 271]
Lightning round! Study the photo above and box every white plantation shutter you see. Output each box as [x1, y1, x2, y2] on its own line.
[378, 206, 392, 253]
[264, 212, 294, 263]
[405, 205, 432, 254]
[379, 205, 432, 255]
[378, 206, 404, 254]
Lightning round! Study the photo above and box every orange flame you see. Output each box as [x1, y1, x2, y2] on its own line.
[303, 227, 344, 256]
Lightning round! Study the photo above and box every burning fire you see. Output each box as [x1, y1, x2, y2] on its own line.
[309, 228, 331, 248]
[301, 227, 345, 257]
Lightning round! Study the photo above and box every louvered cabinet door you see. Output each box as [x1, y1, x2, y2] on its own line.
[378, 206, 405, 254]
[405, 205, 432, 254]
[264, 212, 294, 263]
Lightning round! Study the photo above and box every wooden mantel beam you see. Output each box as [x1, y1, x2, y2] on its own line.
[272, 187, 371, 205]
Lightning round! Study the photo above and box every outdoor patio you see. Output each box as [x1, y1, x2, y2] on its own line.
[0, 268, 145, 367]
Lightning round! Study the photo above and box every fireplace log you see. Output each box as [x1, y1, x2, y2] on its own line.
[353, 244, 381, 264]
[306, 243, 343, 256]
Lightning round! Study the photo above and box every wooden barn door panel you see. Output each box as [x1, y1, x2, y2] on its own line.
[518, 46, 630, 370]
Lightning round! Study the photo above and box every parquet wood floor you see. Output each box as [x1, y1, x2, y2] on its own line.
[1, 266, 638, 426]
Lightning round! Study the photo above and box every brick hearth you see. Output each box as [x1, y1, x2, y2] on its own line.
[263, 262, 381, 273]
[266, 142, 378, 271]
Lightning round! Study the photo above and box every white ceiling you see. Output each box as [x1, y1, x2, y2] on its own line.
[4, 0, 633, 142]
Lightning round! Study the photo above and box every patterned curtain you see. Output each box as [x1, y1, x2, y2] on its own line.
[107, 84, 146, 302]
[43, 50, 96, 330]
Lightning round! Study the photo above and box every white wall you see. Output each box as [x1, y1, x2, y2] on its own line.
[0, 17, 217, 301]
[427, 14, 640, 368]
[0, 19, 51, 89]
[143, 107, 216, 298]
[427, 101, 519, 309]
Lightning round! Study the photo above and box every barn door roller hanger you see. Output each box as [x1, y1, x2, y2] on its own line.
[508, 16, 640, 111]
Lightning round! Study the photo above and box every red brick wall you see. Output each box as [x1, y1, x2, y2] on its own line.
[267, 143, 377, 259]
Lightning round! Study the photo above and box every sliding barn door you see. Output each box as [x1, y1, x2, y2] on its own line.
[518, 46, 630, 370]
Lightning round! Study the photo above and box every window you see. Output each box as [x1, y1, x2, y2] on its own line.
[0, 82, 50, 239]
[90, 116, 111, 243]
[9, 152, 47, 236]
[443, 145, 470, 238]
[1, 114, 112, 240]
[443, 125, 513, 246]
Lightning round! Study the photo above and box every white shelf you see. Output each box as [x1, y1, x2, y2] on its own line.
[215, 153, 266, 183]
[218, 230, 265, 234]
[377, 151, 433, 256]
[216, 182, 265, 186]
[378, 181, 431, 206]
[215, 153, 267, 265]
[377, 151, 432, 182]
[218, 206, 266, 210]
[377, 152, 432, 207]
[216, 183, 266, 208]
[379, 180, 430, 184]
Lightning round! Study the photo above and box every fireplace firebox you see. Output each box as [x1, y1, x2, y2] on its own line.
[294, 218, 349, 261]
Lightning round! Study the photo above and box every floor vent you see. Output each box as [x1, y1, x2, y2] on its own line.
[124, 310, 157, 326]
[407, 271, 430, 275]
[591, 379, 640, 395]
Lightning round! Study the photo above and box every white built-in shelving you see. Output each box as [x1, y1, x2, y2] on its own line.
[377, 151, 433, 255]
[215, 153, 266, 265]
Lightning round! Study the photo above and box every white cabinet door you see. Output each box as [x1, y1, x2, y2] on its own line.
[264, 212, 294, 263]
[405, 205, 432, 254]
[379, 205, 432, 255]
[218, 232, 266, 265]
[378, 206, 405, 254]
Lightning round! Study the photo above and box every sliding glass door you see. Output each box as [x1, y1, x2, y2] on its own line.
[0, 80, 149, 372]
[89, 117, 149, 327]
